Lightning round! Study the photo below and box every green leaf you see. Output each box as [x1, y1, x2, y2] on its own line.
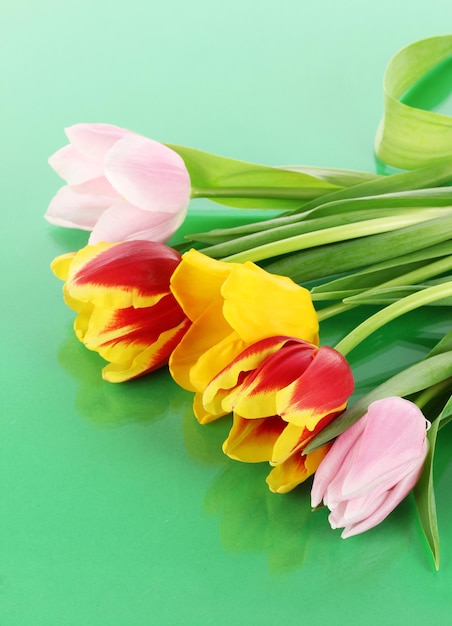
[438, 394, 452, 429]
[186, 176, 452, 246]
[287, 155, 452, 216]
[311, 242, 452, 299]
[263, 215, 452, 283]
[334, 281, 452, 356]
[428, 329, 452, 357]
[344, 289, 452, 307]
[414, 418, 440, 570]
[188, 188, 452, 250]
[311, 262, 427, 301]
[303, 351, 452, 453]
[222, 211, 451, 264]
[281, 165, 381, 187]
[166, 144, 340, 210]
[375, 34, 452, 170]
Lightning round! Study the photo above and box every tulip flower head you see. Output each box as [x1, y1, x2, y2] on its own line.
[311, 397, 430, 538]
[51, 240, 191, 382]
[46, 123, 191, 244]
[202, 336, 354, 492]
[169, 248, 320, 422]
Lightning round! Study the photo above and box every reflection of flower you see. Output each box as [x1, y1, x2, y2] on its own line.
[311, 397, 429, 538]
[51, 240, 191, 382]
[46, 123, 191, 243]
[201, 336, 354, 492]
[204, 460, 313, 573]
[58, 334, 187, 426]
[169, 249, 319, 422]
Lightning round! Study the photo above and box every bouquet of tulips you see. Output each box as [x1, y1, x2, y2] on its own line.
[46, 35, 452, 569]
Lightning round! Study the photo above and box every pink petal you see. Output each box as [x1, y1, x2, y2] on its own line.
[104, 134, 191, 215]
[49, 144, 105, 185]
[340, 461, 426, 538]
[88, 200, 186, 244]
[65, 123, 129, 162]
[45, 178, 118, 229]
[311, 416, 366, 508]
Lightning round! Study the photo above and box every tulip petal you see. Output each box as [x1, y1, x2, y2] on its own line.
[266, 445, 330, 494]
[88, 200, 186, 244]
[65, 123, 129, 162]
[202, 336, 293, 416]
[227, 339, 316, 419]
[45, 178, 118, 229]
[75, 293, 189, 382]
[276, 345, 354, 429]
[193, 391, 226, 424]
[311, 416, 366, 508]
[49, 144, 105, 185]
[222, 262, 319, 345]
[169, 298, 240, 392]
[340, 397, 429, 499]
[101, 316, 191, 383]
[223, 414, 286, 462]
[50, 252, 76, 281]
[170, 248, 233, 322]
[104, 133, 191, 215]
[60, 240, 181, 309]
[340, 462, 426, 538]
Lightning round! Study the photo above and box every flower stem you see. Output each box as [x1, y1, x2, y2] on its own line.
[191, 186, 329, 200]
[317, 302, 357, 321]
[335, 281, 452, 356]
[222, 211, 447, 263]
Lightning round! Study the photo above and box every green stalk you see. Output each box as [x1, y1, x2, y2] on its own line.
[344, 256, 452, 305]
[335, 281, 452, 357]
[195, 206, 442, 255]
[317, 302, 356, 321]
[284, 156, 452, 215]
[221, 211, 448, 263]
[263, 215, 452, 283]
[190, 186, 330, 200]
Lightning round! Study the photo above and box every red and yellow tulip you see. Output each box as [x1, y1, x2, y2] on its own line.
[169, 249, 319, 422]
[51, 240, 191, 382]
[201, 336, 355, 492]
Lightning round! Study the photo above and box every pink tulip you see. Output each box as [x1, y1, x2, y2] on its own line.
[311, 397, 429, 538]
[45, 123, 191, 244]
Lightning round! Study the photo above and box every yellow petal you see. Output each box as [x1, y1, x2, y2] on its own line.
[193, 392, 227, 424]
[222, 262, 319, 345]
[169, 298, 233, 391]
[202, 336, 290, 416]
[102, 318, 190, 383]
[50, 252, 76, 280]
[223, 414, 286, 463]
[170, 249, 234, 321]
[271, 422, 305, 465]
[266, 445, 331, 494]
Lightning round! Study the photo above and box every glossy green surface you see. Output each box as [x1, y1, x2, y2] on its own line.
[2, 2, 452, 624]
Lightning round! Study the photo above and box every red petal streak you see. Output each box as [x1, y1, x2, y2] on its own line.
[91, 294, 187, 350]
[202, 336, 293, 414]
[71, 241, 181, 298]
[230, 339, 318, 418]
[277, 346, 354, 428]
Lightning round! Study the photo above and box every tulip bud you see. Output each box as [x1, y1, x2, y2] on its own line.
[311, 397, 429, 538]
[51, 240, 191, 382]
[46, 123, 191, 243]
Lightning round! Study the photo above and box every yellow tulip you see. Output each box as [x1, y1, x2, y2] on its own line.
[169, 249, 319, 422]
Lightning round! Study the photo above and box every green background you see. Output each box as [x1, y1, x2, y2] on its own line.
[2, 1, 452, 624]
